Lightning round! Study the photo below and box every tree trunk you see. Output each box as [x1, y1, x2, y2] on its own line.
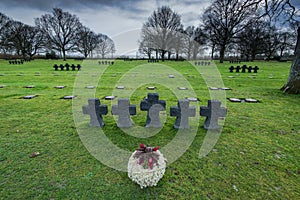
[281, 27, 300, 94]
[211, 44, 215, 60]
[62, 49, 66, 61]
[161, 50, 166, 61]
[168, 51, 171, 60]
[280, 48, 284, 57]
[219, 45, 226, 63]
[251, 51, 256, 61]
[84, 50, 89, 58]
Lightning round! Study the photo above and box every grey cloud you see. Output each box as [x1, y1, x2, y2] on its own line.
[0, 0, 145, 12]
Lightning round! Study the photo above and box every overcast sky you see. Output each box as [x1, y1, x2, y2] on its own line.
[0, 0, 299, 56]
[0, 0, 212, 56]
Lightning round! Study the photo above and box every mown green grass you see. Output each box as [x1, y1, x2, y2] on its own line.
[0, 59, 299, 199]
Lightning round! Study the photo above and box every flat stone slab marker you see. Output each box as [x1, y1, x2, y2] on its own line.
[104, 96, 116, 100]
[147, 86, 156, 90]
[55, 86, 65, 89]
[24, 85, 35, 88]
[116, 86, 125, 89]
[23, 95, 37, 99]
[63, 95, 76, 99]
[178, 87, 188, 90]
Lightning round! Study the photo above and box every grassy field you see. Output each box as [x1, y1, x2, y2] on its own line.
[0, 59, 299, 199]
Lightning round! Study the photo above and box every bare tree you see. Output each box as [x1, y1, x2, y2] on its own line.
[95, 34, 115, 58]
[201, 0, 299, 93]
[236, 20, 269, 61]
[35, 8, 82, 60]
[183, 26, 206, 60]
[76, 26, 98, 58]
[140, 6, 183, 61]
[277, 31, 295, 57]
[138, 37, 153, 59]
[2, 20, 42, 58]
[202, 0, 258, 63]
[263, 25, 281, 60]
[0, 13, 12, 54]
[260, 0, 300, 93]
[171, 25, 185, 60]
[203, 26, 219, 60]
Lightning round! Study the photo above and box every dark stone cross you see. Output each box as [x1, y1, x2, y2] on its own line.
[200, 100, 227, 130]
[71, 64, 76, 71]
[82, 98, 108, 127]
[241, 65, 247, 73]
[229, 66, 235, 73]
[65, 63, 70, 71]
[253, 66, 259, 73]
[112, 98, 136, 128]
[53, 64, 58, 71]
[170, 99, 196, 129]
[247, 66, 253, 73]
[140, 93, 166, 128]
[235, 65, 241, 73]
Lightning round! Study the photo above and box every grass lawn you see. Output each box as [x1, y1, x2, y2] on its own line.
[0, 59, 299, 199]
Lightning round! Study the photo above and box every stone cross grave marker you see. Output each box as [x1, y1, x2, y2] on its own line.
[65, 63, 70, 71]
[140, 93, 166, 128]
[82, 98, 108, 127]
[112, 98, 136, 128]
[253, 66, 259, 73]
[241, 65, 247, 73]
[170, 99, 196, 129]
[236, 66, 241, 73]
[200, 100, 227, 130]
[247, 66, 253, 73]
[71, 64, 76, 71]
[53, 64, 59, 71]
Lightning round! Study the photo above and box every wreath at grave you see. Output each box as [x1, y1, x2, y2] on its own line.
[128, 143, 167, 188]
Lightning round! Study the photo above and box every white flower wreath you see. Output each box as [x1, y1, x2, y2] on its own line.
[128, 144, 167, 188]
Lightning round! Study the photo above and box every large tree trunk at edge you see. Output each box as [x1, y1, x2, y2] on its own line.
[281, 27, 300, 94]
